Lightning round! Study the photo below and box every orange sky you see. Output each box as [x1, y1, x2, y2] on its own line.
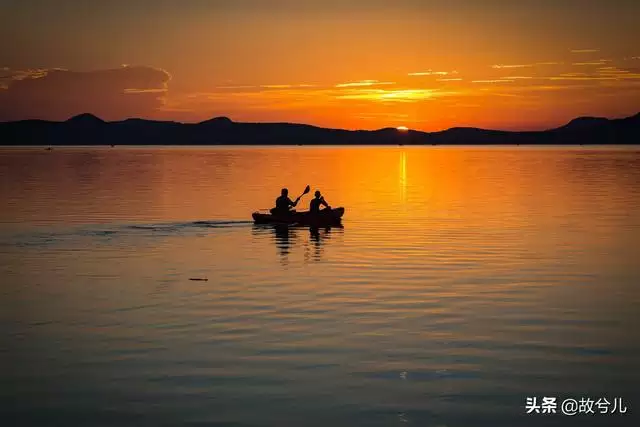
[1, 0, 639, 130]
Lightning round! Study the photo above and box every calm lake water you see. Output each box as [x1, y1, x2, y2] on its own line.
[1, 146, 639, 427]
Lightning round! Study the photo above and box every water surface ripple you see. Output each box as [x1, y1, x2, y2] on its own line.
[1, 146, 639, 427]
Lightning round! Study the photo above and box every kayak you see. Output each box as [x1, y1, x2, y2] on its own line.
[252, 207, 345, 226]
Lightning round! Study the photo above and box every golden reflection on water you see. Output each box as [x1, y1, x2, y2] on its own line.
[399, 151, 407, 204]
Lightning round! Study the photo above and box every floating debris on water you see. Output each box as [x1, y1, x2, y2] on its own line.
[189, 278, 208, 281]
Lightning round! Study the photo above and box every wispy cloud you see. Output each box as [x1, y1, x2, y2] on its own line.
[183, 84, 463, 110]
[124, 88, 167, 94]
[437, 78, 463, 82]
[539, 66, 640, 82]
[501, 76, 533, 80]
[521, 85, 575, 92]
[596, 67, 630, 75]
[492, 64, 530, 69]
[560, 72, 588, 77]
[572, 61, 611, 66]
[596, 67, 640, 79]
[1, 68, 67, 82]
[547, 76, 617, 81]
[492, 62, 560, 69]
[335, 80, 395, 88]
[335, 88, 458, 102]
[570, 49, 600, 53]
[408, 70, 456, 76]
[472, 79, 515, 83]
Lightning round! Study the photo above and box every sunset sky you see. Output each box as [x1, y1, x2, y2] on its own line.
[1, 0, 639, 131]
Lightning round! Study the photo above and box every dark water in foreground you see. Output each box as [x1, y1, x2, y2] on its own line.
[1, 146, 639, 426]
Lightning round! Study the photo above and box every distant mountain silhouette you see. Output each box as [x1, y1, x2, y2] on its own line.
[1, 112, 638, 146]
[67, 113, 105, 124]
[556, 116, 611, 131]
[199, 116, 234, 126]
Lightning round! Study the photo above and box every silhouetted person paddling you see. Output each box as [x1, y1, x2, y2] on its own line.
[310, 190, 331, 213]
[271, 188, 301, 215]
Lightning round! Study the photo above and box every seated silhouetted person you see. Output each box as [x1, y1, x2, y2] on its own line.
[310, 190, 331, 213]
[271, 188, 300, 215]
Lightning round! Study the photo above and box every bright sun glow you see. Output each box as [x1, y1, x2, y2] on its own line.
[397, 126, 409, 131]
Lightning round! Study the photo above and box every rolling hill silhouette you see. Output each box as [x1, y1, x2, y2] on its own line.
[1, 112, 638, 146]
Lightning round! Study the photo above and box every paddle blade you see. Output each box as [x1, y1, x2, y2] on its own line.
[303, 185, 311, 194]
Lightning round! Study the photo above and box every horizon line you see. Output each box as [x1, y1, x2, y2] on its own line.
[1, 111, 639, 134]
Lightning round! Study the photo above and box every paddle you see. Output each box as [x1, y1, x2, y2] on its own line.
[296, 185, 311, 202]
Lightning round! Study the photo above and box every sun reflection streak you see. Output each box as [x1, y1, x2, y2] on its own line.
[400, 151, 407, 203]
